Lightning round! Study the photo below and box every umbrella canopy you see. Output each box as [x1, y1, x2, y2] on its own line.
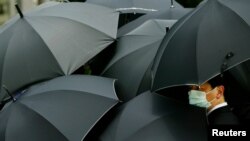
[85, 0, 185, 28]
[0, 2, 119, 101]
[118, 6, 192, 36]
[86, 0, 183, 13]
[0, 75, 119, 141]
[97, 91, 207, 141]
[152, 0, 250, 91]
[102, 19, 177, 101]
[228, 60, 250, 93]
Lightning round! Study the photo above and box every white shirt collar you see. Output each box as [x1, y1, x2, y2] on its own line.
[207, 102, 228, 116]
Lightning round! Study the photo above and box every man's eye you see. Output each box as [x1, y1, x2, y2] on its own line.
[189, 86, 198, 90]
[199, 88, 206, 91]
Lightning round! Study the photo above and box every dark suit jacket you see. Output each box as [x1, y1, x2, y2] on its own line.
[207, 105, 240, 125]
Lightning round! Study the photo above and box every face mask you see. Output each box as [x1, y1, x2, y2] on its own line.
[188, 88, 217, 108]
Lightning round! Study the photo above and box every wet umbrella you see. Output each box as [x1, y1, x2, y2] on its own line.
[96, 91, 207, 141]
[102, 19, 176, 101]
[152, 0, 250, 91]
[0, 75, 119, 141]
[86, 0, 183, 13]
[0, 2, 119, 101]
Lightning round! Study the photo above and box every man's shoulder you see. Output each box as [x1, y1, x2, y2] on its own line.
[207, 102, 228, 115]
[208, 104, 240, 125]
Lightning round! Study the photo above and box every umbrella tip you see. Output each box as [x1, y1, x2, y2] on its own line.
[15, 4, 24, 18]
[170, 0, 175, 8]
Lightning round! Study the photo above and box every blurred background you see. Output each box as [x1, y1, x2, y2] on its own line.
[0, 0, 66, 25]
[0, 0, 203, 25]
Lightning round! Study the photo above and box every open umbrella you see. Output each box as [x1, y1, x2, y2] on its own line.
[102, 19, 176, 101]
[0, 75, 119, 141]
[152, 0, 250, 91]
[86, 0, 183, 13]
[96, 91, 207, 141]
[118, 6, 192, 35]
[0, 2, 119, 101]
[86, 0, 184, 27]
[227, 60, 250, 93]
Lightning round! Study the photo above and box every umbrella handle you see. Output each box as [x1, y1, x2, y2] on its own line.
[15, 4, 23, 18]
[170, 0, 175, 8]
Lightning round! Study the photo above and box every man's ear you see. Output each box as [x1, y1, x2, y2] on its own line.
[216, 85, 224, 99]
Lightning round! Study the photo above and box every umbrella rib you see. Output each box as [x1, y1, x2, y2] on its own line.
[69, 40, 114, 74]
[80, 99, 119, 141]
[150, 2, 209, 90]
[0, 17, 19, 34]
[1, 19, 44, 97]
[136, 61, 153, 94]
[102, 37, 163, 74]
[195, 18, 202, 85]
[30, 15, 117, 39]
[131, 42, 158, 94]
[217, 0, 250, 27]
[196, 0, 250, 85]
[25, 15, 116, 74]
[17, 102, 70, 140]
[0, 28, 17, 95]
[25, 89, 119, 101]
[151, 2, 207, 82]
[22, 18, 65, 74]
[151, 19, 174, 34]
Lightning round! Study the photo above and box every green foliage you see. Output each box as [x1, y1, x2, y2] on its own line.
[0, 0, 7, 5]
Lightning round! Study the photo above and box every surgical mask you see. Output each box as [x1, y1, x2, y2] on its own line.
[188, 88, 217, 108]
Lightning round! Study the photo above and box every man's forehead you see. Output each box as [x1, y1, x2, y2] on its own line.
[190, 82, 212, 89]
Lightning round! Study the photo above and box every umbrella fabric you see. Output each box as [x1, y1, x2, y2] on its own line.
[97, 91, 207, 141]
[0, 2, 119, 101]
[102, 19, 176, 101]
[118, 7, 192, 36]
[152, 0, 250, 91]
[86, 0, 185, 28]
[86, 0, 183, 13]
[0, 75, 119, 141]
[228, 60, 250, 93]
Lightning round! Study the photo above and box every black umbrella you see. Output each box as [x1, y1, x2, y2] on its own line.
[0, 2, 119, 101]
[86, 0, 183, 13]
[102, 19, 177, 101]
[118, 6, 192, 36]
[0, 75, 119, 141]
[86, 0, 184, 27]
[96, 91, 207, 141]
[152, 0, 250, 91]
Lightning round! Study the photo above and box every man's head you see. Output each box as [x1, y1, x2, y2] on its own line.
[188, 76, 226, 111]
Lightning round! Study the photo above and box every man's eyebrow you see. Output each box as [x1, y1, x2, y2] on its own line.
[199, 87, 205, 90]
[189, 86, 198, 90]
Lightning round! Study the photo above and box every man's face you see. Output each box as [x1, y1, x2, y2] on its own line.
[190, 82, 217, 102]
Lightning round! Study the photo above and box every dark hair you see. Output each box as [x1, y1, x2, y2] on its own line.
[208, 75, 224, 88]
[208, 74, 231, 101]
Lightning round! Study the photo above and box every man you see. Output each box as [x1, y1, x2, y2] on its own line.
[188, 76, 239, 125]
